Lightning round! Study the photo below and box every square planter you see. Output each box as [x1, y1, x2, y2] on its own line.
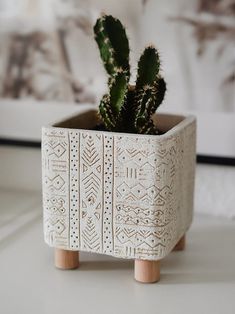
[42, 109, 196, 282]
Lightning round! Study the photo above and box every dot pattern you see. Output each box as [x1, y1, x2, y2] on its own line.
[69, 131, 80, 249]
[103, 135, 114, 254]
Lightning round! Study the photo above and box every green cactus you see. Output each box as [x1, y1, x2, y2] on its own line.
[94, 15, 166, 134]
[94, 15, 130, 78]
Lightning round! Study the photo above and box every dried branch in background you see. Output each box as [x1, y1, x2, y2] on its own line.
[0, 0, 96, 103]
[142, 0, 149, 7]
[58, 15, 93, 36]
[0, 29, 95, 102]
[171, 0, 235, 87]
[55, 0, 95, 36]
[198, 0, 235, 16]
[171, 14, 235, 55]
[3, 32, 49, 99]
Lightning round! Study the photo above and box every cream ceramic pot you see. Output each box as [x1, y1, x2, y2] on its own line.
[42, 110, 196, 282]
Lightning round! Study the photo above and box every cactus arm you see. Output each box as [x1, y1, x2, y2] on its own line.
[94, 18, 117, 76]
[155, 76, 166, 110]
[135, 46, 160, 89]
[134, 78, 166, 134]
[139, 121, 157, 135]
[99, 94, 116, 131]
[134, 47, 166, 134]
[94, 15, 130, 78]
[118, 86, 136, 133]
[109, 72, 128, 116]
[99, 72, 128, 131]
[134, 86, 157, 134]
[105, 15, 130, 76]
[136, 86, 156, 117]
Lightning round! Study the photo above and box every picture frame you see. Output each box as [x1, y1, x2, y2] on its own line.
[0, 0, 234, 165]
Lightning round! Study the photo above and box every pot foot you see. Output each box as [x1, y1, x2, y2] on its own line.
[173, 235, 186, 251]
[55, 249, 79, 269]
[134, 259, 160, 283]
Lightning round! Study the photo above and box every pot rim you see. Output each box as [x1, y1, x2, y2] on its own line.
[42, 109, 196, 141]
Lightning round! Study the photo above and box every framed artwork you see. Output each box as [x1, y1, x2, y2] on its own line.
[140, 0, 235, 164]
[1, 0, 234, 165]
[0, 0, 142, 144]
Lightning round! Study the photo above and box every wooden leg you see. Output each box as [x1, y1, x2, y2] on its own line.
[134, 259, 160, 283]
[55, 249, 79, 269]
[173, 235, 186, 251]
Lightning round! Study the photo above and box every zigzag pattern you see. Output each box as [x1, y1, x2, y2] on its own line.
[113, 135, 181, 258]
[81, 135, 101, 205]
[83, 172, 100, 205]
[115, 214, 170, 227]
[115, 227, 167, 249]
[116, 183, 173, 206]
[82, 217, 100, 251]
[79, 133, 103, 252]
[81, 136, 100, 167]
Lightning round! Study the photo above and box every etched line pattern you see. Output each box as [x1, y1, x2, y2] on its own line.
[80, 132, 103, 253]
[44, 195, 66, 214]
[42, 128, 70, 248]
[69, 131, 80, 249]
[115, 205, 172, 227]
[42, 119, 196, 260]
[82, 216, 101, 250]
[113, 135, 178, 259]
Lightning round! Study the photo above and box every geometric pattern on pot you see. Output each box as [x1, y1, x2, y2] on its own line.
[42, 114, 196, 260]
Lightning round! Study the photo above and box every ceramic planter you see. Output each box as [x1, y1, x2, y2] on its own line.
[42, 109, 196, 282]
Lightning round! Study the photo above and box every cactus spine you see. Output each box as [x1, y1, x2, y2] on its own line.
[94, 15, 166, 134]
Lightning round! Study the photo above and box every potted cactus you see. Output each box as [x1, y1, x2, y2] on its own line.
[42, 15, 196, 283]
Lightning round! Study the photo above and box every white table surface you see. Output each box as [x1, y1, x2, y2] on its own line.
[0, 188, 235, 314]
